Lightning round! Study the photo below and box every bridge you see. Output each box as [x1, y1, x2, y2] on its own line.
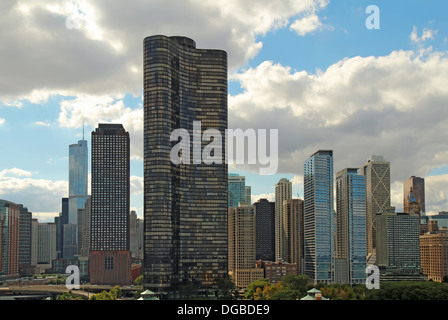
[0, 284, 143, 300]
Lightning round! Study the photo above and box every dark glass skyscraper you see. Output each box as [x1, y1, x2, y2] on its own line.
[143, 35, 228, 297]
[90, 123, 131, 285]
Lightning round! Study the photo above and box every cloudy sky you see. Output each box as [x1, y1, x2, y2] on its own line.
[1, 0, 448, 221]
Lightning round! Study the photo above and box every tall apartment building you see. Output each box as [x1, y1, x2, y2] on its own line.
[282, 198, 304, 274]
[130, 210, 143, 260]
[376, 208, 421, 275]
[143, 35, 228, 297]
[90, 123, 131, 285]
[0, 199, 21, 279]
[304, 150, 334, 284]
[55, 198, 69, 259]
[31, 220, 56, 272]
[335, 168, 367, 284]
[275, 178, 292, 262]
[403, 176, 425, 214]
[245, 186, 252, 205]
[253, 198, 275, 262]
[228, 205, 264, 289]
[18, 205, 32, 276]
[77, 196, 91, 258]
[420, 221, 448, 282]
[360, 155, 390, 262]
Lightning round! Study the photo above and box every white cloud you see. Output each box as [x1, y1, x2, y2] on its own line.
[229, 47, 448, 203]
[57, 94, 143, 160]
[0, 174, 67, 215]
[0, 168, 35, 177]
[410, 26, 438, 44]
[290, 13, 323, 36]
[34, 121, 51, 127]
[252, 192, 275, 204]
[0, 0, 329, 106]
[0, 117, 4, 126]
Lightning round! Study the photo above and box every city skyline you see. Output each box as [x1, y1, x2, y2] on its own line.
[2, 1, 448, 222]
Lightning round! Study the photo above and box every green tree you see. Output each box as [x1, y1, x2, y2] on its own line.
[245, 278, 271, 300]
[134, 275, 143, 286]
[216, 275, 238, 300]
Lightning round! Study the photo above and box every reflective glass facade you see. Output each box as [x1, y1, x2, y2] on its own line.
[228, 173, 246, 208]
[68, 140, 88, 225]
[304, 150, 334, 284]
[335, 168, 367, 284]
[143, 35, 228, 296]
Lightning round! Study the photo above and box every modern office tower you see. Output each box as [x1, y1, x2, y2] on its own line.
[90, 123, 131, 285]
[253, 198, 275, 262]
[245, 186, 252, 205]
[64, 139, 88, 259]
[376, 208, 421, 275]
[143, 35, 228, 297]
[18, 205, 32, 276]
[228, 205, 264, 289]
[68, 139, 89, 225]
[130, 210, 144, 260]
[0, 199, 21, 279]
[420, 221, 448, 282]
[404, 176, 425, 214]
[56, 198, 69, 258]
[31, 220, 57, 271]
[229, 173, 246, 207]
[304, 150, 334, 284]
[275, 178, 292, 262]
[282, 199, 304, 273]
[77, 196, 91, 258]
[360, 155, 390, 262]
[335, 168, 367, 285]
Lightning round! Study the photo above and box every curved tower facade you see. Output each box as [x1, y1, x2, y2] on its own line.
[143, 35, 228, 297]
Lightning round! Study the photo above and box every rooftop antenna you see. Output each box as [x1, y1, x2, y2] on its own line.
[82, 119, 85, 140]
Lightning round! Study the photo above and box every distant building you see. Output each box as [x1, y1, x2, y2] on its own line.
[275, 178, 292, 262]
[90, 123, 131, 286]
[420, 221, 448, 282]
[403, 176, 425, 214]
[282, 199, 304, 273]
[31, 219, 57, 273]
[228, 173, 246, 207]
[256, 259, 297, 284]
[55, 198, 69, 259]
[0, 199, 21, 279]
[254, 199, 275, 262]
[360, 155, 390, 262]
[304, 150, 334, 284]
[130, 210, 143, 260]
[18, 205, 33, 276]
[77, 196, 91, 258]
[245, 186, 252, 205]
[228, 205, 264, 289]
[376, 208, 421, 275]
[335, 168, 367, 285]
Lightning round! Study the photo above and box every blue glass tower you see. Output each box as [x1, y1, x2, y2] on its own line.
[335, 168, 367, 284]
[228, 173, 246, 208]
[64, 138, 88, 259]
[304, 150, 334, 284]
